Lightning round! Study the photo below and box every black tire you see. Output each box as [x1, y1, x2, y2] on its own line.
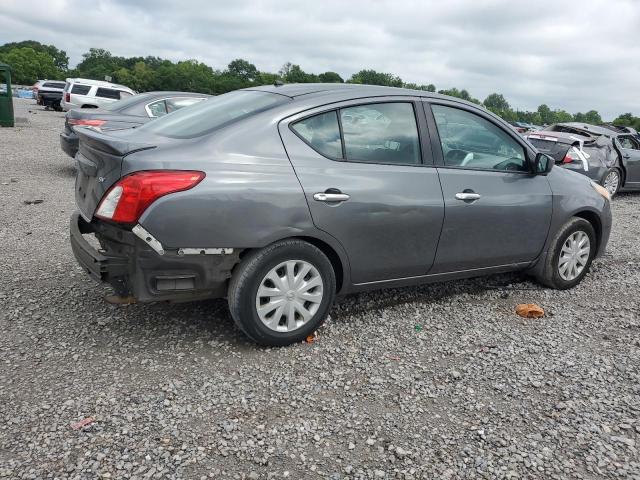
[601, 167, 622, 198]
[228, 239, 336, 346]
[536, 217, 596, 290]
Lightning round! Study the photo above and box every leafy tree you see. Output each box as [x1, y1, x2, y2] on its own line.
[348, 69, 402, 87]
[483, 93, 510, 113]
[279, 63, 318, 83]
[537, 104, 553, 125]
[227, 59, 259, 82]
[318, 71, 343, 83]
[404, 83, 436, 92]
[0, 40, 68, 70]
[75, 48, 125, 80]
[438, 87, 480, 104]
[584, 110, 602, 124]
[573, 112, 586, 122]
[554, 110, 573, 122]
[0, 47, 61, 84]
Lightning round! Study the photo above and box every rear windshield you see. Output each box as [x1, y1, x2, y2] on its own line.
[102, 92, 153, 111]
[139, 90, 289, 139]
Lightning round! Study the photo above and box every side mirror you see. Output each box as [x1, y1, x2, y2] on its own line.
[532, 152, 554, 175]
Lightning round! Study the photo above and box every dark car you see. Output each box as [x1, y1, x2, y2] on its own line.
[69, 84, 612, 346]
[527, 122, 640, 196]
[34, 80, 66, 111]
[60, 91, 209, 158]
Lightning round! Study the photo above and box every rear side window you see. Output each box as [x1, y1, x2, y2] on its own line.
[432, 105, 527, 172]
[292, 102, 421, 165]
[95, 88, 120, 99]
[166, 97, 206, 113]
[147, 99, 168, 117]
[340, 103, 420, 165]
[292, 111, 343, 159]
[140, 90, 289, 139]
[71, 84, 91, 95]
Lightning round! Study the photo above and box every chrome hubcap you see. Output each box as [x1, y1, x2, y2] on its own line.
[558, 231, 590, 281]
[604, 171, 619, 195]
[255, 260, 323, 332]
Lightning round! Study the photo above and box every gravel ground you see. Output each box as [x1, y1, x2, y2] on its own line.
[1, 98, 639, 480]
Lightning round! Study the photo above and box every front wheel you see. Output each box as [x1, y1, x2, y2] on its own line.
[536, 217, 596, 290]
[228, 239, 336, 346]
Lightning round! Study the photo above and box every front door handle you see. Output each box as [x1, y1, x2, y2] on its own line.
[455, 192, 481, 201]
[313, 192, 350, 202]
[623, 154, 631, 159]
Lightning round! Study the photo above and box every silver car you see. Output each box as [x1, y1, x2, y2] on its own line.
[70, 84, 612, 346]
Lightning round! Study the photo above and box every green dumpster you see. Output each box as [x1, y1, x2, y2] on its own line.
[0, 63, 15, 127]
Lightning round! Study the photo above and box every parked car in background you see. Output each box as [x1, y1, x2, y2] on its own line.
[33, 80, 66, 110]
[60, 78, 135, 111]
[527, 122, 640, 196]
[69, 84, 612, 346]
[508, 121, 528, 134]
[60, 91, 209, 158]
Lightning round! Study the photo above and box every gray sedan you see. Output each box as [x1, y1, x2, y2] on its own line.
[60, 91, 209, 158]
[69, 84, 612, 346]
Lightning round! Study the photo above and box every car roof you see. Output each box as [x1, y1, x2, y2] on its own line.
[245, 82, 479, 107]
[66, 77, 133, 91]
[553, 122, 618, 137]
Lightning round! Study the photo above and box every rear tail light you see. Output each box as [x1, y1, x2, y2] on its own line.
[563, 149, 580, 164]
[65, 92, 70, 102]
[95, 171, 205, 224]
[68, 119, 106, 127]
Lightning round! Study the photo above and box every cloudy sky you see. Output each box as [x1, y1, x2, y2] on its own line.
[2, 0, 639, 118]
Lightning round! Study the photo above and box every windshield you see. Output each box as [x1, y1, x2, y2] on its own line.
[102, 92, 155, 111]
[138, 90, 289, 138]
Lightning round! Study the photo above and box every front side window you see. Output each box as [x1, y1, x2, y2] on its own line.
[340, 103, 420, 165]
[95, 88, 120, 99]
[292, 111, 343, 159]
[71, 84, 91, 95]
[432, 104, 527, 172]
[619, 135, 639, 150]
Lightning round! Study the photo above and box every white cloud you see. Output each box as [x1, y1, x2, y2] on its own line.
[2, 0, 639, 118]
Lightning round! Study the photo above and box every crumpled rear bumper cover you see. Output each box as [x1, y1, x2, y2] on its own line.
[69, 212, 240, 302]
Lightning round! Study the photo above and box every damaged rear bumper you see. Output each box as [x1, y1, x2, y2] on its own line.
[69, 212, 240, 302]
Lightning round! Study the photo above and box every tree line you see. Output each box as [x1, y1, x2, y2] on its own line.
[1, 40, 639, 130]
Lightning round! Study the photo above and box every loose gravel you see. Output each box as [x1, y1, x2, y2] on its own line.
[1, 98, 639, 479]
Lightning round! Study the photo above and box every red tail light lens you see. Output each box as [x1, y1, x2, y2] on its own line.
[65, 92, 70, 102]
[563, 150, 579, 164]
[95, 171, 205, 224]
[68, 119, 106, 127]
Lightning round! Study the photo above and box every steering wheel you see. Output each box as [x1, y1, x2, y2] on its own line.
[494, 158, 524, 171]
[445, 149, 470, 166]
[460, 152, 474, 167]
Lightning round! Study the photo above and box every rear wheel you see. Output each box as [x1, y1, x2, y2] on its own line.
[228, 239, 336, 346]
[602, 167, 621, 197]
[536, 217, 596, 290]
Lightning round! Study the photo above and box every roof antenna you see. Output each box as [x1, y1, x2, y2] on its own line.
[274, 80, 284, 87]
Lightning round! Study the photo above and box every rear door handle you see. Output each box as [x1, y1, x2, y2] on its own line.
[313, 192, 350, 202]
[455, 192, 481, 201]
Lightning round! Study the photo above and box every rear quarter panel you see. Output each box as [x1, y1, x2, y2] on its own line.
[129, 111, 318, 250]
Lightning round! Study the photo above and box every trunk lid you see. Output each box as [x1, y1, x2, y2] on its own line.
[74, 128, 155, 221]
[527, 132, 589, 163]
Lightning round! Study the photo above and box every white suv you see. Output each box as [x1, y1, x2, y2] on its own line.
[61, 78, 135, 111]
